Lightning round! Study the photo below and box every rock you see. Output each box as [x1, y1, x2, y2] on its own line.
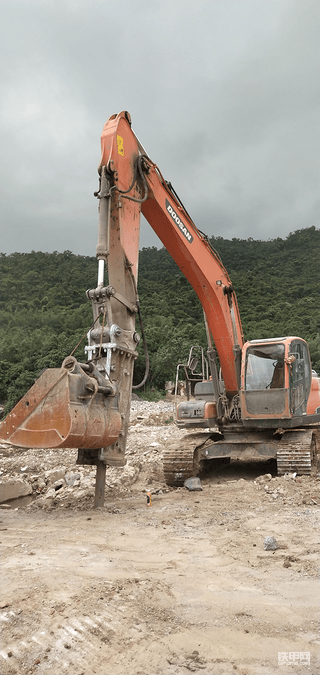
[65, 471, 81, 487]
[264, 536, 279, 551]
[44, 468, 66, 484]
[184, 477, 203, 491]
[30, 475, 40, 482]
[80, 476, 94, 487]
[70, 488, 89, 499]
[35, 496, 55, 509]
[118, 465, 140, 485]
[0, 478, 33, 503]
[257, 474, 272, 483]
[52, 479, 65, 490]
[44, 488, 56, 499]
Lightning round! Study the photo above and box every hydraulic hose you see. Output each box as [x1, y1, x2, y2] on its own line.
[129, 270, 150, 390]
[132, 302, 150, 390]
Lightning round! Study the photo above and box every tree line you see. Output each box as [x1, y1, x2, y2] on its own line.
[0, 226, 319, 413]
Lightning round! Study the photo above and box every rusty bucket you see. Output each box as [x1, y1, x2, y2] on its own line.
[0, 358, 121, 449]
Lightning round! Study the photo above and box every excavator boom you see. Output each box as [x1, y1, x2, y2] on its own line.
[99, 112, 244, 395]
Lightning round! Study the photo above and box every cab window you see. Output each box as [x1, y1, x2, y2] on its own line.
[245, 344, 285, 391]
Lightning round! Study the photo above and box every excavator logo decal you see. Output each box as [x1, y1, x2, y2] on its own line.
[165, 199, 193, 243]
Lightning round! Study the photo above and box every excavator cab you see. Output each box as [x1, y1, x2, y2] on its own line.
[240, 337, 314, 424]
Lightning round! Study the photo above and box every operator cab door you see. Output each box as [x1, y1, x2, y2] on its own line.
[241, 341, 289, 419]
[289, 339, 311, 416]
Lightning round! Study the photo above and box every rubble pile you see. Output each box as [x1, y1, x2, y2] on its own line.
[0, 398, 319, 511]
[0, 400, 182, 510]
[253, 472, 319, 506]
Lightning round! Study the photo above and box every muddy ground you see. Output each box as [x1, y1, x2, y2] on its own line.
[0, 400, 319, 675]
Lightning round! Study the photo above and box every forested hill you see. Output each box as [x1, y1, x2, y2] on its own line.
[0, 226, 319, 411]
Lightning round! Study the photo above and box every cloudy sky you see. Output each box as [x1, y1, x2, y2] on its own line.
[1, 0, 319, 256]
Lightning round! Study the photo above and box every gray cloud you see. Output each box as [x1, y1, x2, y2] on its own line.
[0, 0, 319, 256]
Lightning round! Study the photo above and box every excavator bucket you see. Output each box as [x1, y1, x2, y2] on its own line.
[0, 358, 121, 450]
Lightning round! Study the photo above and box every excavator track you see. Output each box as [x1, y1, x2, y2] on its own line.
[277, 430, 317, 476]
[163, 433, 208, 486]
[163, 447, 196, 486]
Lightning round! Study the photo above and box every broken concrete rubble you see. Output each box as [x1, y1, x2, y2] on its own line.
[44, 467, 66, 484]
[0, 399, 319, 511]
[0, 478, 33, 503]
[65, 471, 81, 486]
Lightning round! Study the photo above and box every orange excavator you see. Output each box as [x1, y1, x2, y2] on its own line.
[1, 111, 319, 503]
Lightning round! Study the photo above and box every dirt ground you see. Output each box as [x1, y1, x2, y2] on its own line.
[0, 400, 319, 675]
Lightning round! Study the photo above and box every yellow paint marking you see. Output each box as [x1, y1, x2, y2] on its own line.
[117, 135, 124, 156]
